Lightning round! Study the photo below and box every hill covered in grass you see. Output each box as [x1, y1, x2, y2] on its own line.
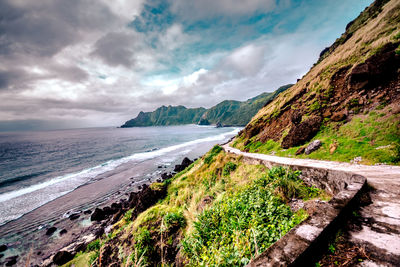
[234, 0, 400, 165]
[120, 85, 291, 127]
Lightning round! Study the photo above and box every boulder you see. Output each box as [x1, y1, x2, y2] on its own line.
[91, 208, 106, 221]
[69, 213, 80, 220]
[59, 229, 68, 236]
[53, 251, 74, 266]
[0, 244, 7, 252]
[45, 227, 57, 236]
[305, 140, 322, 155]
[5, 255, 18, 266]
[174, 157, 193, 172]
[83, 209, 92, 215]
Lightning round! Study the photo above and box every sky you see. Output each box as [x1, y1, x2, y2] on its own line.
[0, 0, 374, 131]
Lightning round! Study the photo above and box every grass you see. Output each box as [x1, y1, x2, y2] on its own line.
[66, 146, 328, 266]
[237, 110, 400, 165]
[181, 167, 312, 266]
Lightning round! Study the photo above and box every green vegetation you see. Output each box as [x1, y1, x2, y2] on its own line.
[68, 147, 328, 266]
[204, 145, 223, 164]
[121, 85, 292, 127]
[237, 110, 400, 165]
[182, 167, 309, 266]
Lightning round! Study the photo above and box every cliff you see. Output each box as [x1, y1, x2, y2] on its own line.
[234, 0, 400, 165]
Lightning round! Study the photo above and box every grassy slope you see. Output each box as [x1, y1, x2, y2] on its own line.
[67, 147, 328, 266]
[233, 0, 400, 165]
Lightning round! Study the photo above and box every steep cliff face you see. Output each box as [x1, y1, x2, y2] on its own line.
[234, 0, 400, 165]
[121, 85, 292, 127]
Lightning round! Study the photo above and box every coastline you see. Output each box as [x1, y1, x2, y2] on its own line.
[0, 129, 239, 266]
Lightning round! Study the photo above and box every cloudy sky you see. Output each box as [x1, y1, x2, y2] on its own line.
[0, 0, 373, 130]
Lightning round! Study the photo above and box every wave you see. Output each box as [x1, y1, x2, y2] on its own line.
[0, 128, 239, 204]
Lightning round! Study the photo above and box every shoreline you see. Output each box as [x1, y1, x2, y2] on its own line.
[45, 157, 194, 267]
[0, 128, 239, 266]
[1, 156, 193, 267]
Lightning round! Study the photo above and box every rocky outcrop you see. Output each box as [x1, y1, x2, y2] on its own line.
[281, 116, 322, 149]
[348, 42, 400, 91]
[173, 157, 193, 173]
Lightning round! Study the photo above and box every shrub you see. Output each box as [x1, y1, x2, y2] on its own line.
[222, 162, 237, 176]
[86, 239, 100, 252]
[182, 168, 309, 266]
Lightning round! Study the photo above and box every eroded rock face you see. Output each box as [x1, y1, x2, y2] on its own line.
[290, 110, 302, 125]
[348, 42, 400, 91]
[281, 116, 322, 149]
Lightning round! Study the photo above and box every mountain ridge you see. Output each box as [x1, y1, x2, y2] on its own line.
[121, 84, 292, 127]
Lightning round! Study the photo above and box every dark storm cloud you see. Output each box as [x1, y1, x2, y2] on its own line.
[0, 69, 25, 90]
[0, 0, 117, 57]
[91, 32, 136, 68]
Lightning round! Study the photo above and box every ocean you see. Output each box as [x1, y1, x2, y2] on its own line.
[0, 125, 239, 261]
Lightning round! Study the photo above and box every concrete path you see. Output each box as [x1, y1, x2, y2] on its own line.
[223, 144, 400, 266]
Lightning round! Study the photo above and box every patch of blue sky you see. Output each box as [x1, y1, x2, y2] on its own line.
[129, 0, 175, 33]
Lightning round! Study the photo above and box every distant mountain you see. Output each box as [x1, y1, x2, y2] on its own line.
[121, 85, 292, 127]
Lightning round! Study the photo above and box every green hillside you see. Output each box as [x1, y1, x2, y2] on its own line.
[121, 85, 292, 127]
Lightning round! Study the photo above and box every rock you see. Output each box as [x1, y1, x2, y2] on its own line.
[91, 208, 106, 221]
[94, 227, 105, 238]
[74, 242, 87, 252]
[53, 250, 74, 265]
[305, 140, 322, 155]
[0, 244, 7, 252]
[295, 147, 305, 155]
[173, 157, 193, 172]
[351, 156, 362, 164]
[83, 209, 92, 215]
[158, 165, 163, 168]
[392, 104, 400, 114]
[331, 111, 347, 122]
[5, 255, 18, 266]
[329, 142, 338, 154]
[59, 229, 68, 236]
[69, 213, 80, 220]
[348, 42, 400, 90]
[290, 110, 302, 125]
[281, 116, 322, 148]
[45, 227, 57, 236]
